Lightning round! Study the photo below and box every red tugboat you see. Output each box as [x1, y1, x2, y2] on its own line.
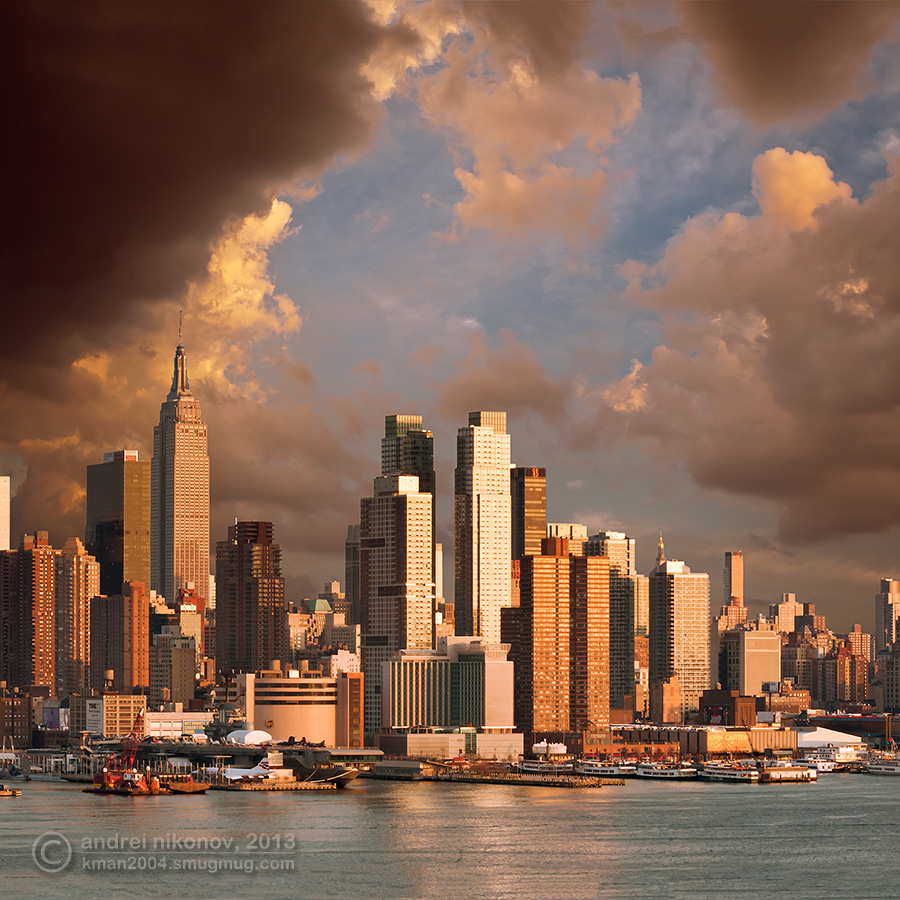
[85, 710, 160, 796]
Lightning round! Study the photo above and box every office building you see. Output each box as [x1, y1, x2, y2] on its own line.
[149, 625, 196, 706]
[382, 636, 515, 732]
[90, 581, 150, 694]
[360, 474, 433, 735]
[0, 476, 9, 552]
[769, 593, 804, 633]
[648, 536, 711, 721]
[344, 525, 361, 625]
[215, 521, 286, 675]
[502, 538, 610, 737]
[151, 340, 209, 604]
[0, 532, 57, 691]
[85, 450, 150, 596]
[724, 550, 743, 604]
[511, 467, 546, 560]
[455, 411, 511, 641]
[583, 531, 645, 709]
[54, 537, 100, 697]
[876, 579, 900, 653]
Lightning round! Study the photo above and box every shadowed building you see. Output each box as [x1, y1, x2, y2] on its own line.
[215, 521, 285, 676]
[86, 450, 150, 596]
[151, 340, 209, 605]
[55, 537, 100, 697]
[1, 532, 57, 691]
[511, 467, 546, 560]
[90, 581, 150, 694]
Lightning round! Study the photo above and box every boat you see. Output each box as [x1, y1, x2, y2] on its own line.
[511, 758, 575, 775]
[84, 710, 161, 796]
[574, 760, 637, 777]
[158, 773, 210, 794]
[757, 761, 817, 783]
[865, 756, 900, 775]
[698, 762, 759, 783]
[0, 784, 23, 797]
[635, 762, 698, 779]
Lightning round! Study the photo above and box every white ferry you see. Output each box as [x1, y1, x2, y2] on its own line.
[511, 759, 575, 775]
[865, 757, 900, 775]
[698, 762, 760, 783]
[635, 762, 697, 779]
[574, 760, 637, 777]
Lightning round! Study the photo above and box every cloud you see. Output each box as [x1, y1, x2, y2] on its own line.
[370, 0, 641, 240]
[675, 0, 900, 123]
[1, 1, 392, 388]
[593, 146, 900, 544]
[434, 330, 570, 424]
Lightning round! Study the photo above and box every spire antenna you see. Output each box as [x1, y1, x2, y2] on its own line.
[178, 309, 183, 344]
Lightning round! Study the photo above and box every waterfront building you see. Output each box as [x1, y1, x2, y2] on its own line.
[151, 340, 209, 605]
[382, 636, 515, 732]
[648, 535, 711, 722]
[215, 521, 286, 676]
[85, 450, 150, 596]
[502, 538, 610, 737]
[89, 581, 150, 694]
[54, 537, 100, 697]
[231, 661, 363, 746]
[0, 692, 31, 747]
[455, 411, 511, 641]
[875, 579, 900, 653]
[144, 708, 214, 741]
[583, 530, 645, 709]
[100, 693, 147, 737]
[359, 474, 433, 736]
[0, 531, 57, 691]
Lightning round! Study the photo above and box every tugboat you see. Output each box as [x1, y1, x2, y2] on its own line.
[84, 710, 161, 796]
[0, 783, 23, 797]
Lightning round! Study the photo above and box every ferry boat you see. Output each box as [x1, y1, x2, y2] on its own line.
[698, 762, 759, 783]
[635, 762, 698, 779]
[574, 760, 637, 777]
[757, 761, 817, 783]
[865, 756, 900, 775]
[511, 758, 575, 775]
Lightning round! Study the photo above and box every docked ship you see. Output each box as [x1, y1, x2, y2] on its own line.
[865, 756, 900, 775]
[697, 762, 759, 783]
[574, 760, 637, 777]
[635, 762, 698, 779]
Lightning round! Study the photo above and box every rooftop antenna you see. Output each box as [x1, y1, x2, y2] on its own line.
[178, 308, 183, 344]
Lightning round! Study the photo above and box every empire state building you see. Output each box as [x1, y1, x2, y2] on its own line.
[151, 342, 209, 604]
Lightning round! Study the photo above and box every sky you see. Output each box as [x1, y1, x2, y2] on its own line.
[3, 1, 900, 631]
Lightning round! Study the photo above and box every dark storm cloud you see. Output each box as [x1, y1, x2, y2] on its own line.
[675, 0, 900, 123]
[1, 0, 410, 385]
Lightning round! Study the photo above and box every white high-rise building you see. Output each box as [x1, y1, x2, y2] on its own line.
[649, 535, 711, 721]
[360, 474, 433, 735]
[876, 579, 900, 653]
[454, 412, 511, 642]
[151, 341, 209, 604]
[0, 475, 9, 551]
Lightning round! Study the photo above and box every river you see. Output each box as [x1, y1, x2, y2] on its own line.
[1, 775, 897, 899]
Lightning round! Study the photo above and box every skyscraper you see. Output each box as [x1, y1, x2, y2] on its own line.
[86, 450, 150, 596]
[216, 521, 286, 675]
[381, 415, 435, 496]
[876, 578, 900, 653]
[90, 581, 150, 694]
[344, 524, 360, 625]
[502, 537, 610, 737]
[0, 532, 56, 690]
[54, 537, 100, 697]
[359, 474, 433, 735]
[511, 467, 547, 560]
[584, 530, 647, 709]
[455, 411, 511, 641]
[724, 550, 744, 604]
[648, 535, 711, 721]
[151, 341, 209, 604]
[0, 476, 9, 552]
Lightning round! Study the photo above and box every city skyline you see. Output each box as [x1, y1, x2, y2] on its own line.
[3, 3, 900, 629]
